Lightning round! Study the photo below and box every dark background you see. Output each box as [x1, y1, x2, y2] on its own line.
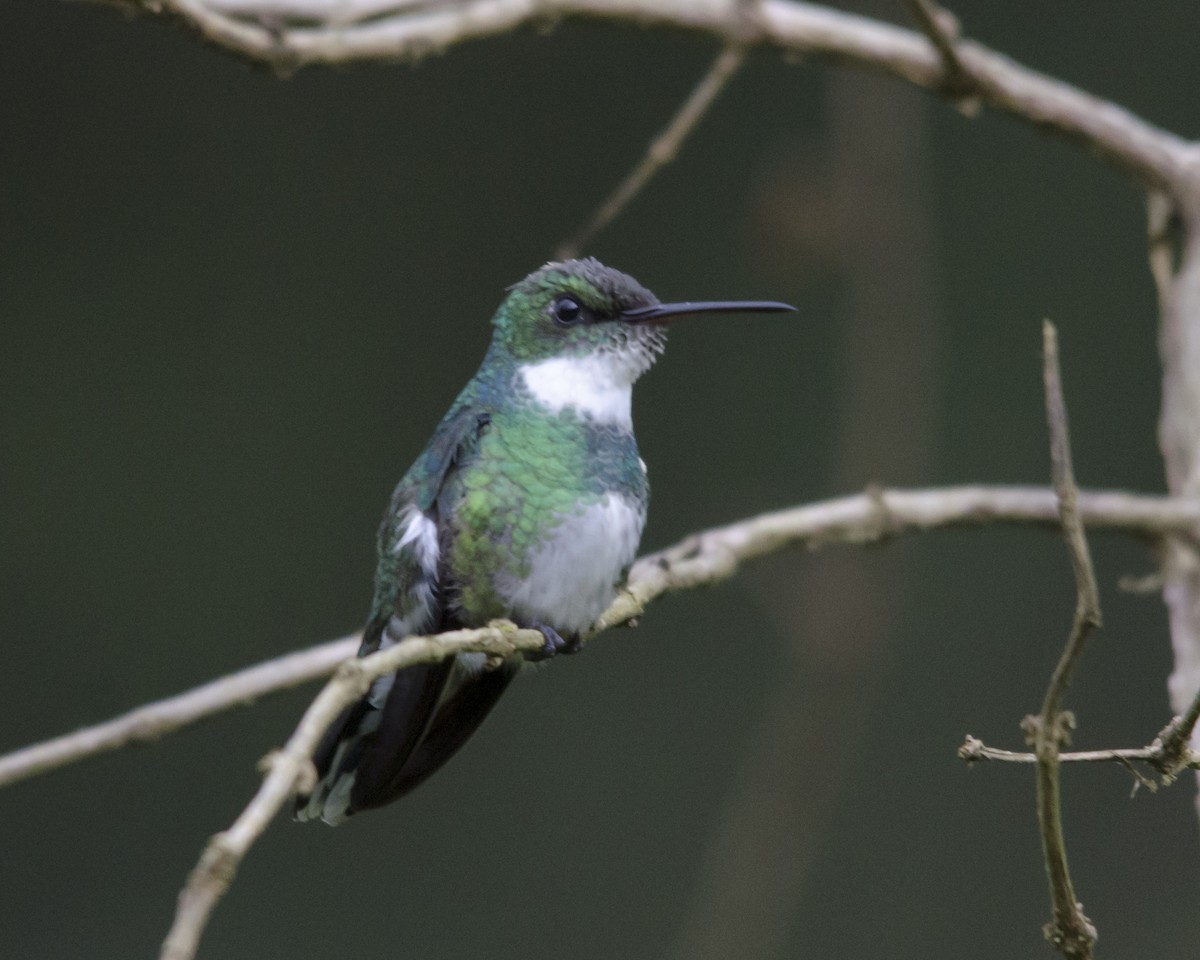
[3, 2, 1198, 957]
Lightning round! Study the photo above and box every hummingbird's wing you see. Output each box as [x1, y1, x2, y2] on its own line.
[295, 405, 492, 824]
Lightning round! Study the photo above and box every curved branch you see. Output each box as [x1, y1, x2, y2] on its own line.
[2, 483, 1196, 795]
[0, 636, 360, 789]
[118, 0, 1196, 193]
[160, 621, 548, 960]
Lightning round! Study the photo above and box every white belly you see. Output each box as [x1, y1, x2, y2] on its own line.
[500, 493, 645, 635]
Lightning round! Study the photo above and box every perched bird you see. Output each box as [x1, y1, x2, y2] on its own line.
[296, 258, 793, 824]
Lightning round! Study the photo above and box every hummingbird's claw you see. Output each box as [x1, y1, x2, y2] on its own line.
[526, 623, 583, 661]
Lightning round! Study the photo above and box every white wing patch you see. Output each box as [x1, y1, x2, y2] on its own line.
[368, 507, 441, 710]
[391, 504, 440, 614]
[393, 504, 439, 572]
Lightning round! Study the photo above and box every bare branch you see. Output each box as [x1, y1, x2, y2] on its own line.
[905, 0, 979, 115]
[1041, 321, 1104, 718]
[960, 710, 1200, 778]
[961, 556, 1200, 787]
[160, 622, 546, 960]
[1149, 679, 1200, 778]
[1147, 178, 1200, 811]
[110, 0, 1196, 194]
[0, 636, 359, 789]
[962, 672, 1200, 787]
[555, 44, 746, 260]
[1, 483, 1196, 794]
[1023, 320, 1099, 959]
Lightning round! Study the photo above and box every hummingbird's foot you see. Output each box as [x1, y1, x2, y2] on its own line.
[526, 623, 584, 661]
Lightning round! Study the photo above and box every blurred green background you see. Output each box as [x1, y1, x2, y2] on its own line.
[3, 1, 1198, 957]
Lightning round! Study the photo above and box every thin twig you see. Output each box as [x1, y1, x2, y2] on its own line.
[1041, 322, 1104, 718]
[160, 622, 546, 960]
[0, 636, 359, 789]
[905, 0, 980, 115]
[1, 483, 1196, 793]
[960, 726, 1200, 777]
[555, 45, 746, 260]
[1148, 679, 1200, 777]
[1024, 320, 1099, 958]
[961, 665, 1200, 782]
[963, 691, 1200, 800]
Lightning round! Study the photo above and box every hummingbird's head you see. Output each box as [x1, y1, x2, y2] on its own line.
[488, 259, 796, 425]
[492, 257, 795, 380]
[491, 258, 668, 382]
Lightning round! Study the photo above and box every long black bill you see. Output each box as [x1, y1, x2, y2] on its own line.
[620, 300, 797, 324]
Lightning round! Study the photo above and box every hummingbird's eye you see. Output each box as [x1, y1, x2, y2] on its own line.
[551, 296, 586, 327]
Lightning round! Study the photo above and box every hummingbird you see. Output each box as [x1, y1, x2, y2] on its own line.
[295, 258, 794, 824]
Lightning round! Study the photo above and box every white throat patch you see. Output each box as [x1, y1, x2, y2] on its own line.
[519, 353, 636, 427]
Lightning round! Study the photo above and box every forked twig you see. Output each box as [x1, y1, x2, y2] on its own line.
[906, 0, 980, 114]
[959, 673, 1200, 782]
[961, 659, 1200, 782]
[160, 623, 547, 960]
